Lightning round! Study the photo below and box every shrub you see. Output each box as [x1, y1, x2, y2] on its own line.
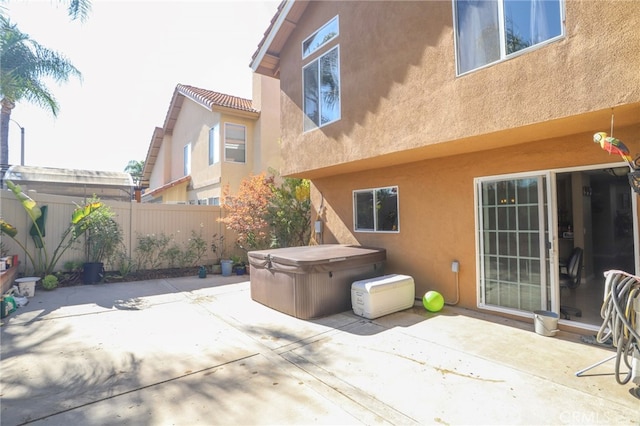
[42, 274, 59, 291]
[134, 233, 171, 270]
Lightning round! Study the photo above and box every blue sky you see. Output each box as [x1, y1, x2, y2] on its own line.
[4, 0, 279, 172]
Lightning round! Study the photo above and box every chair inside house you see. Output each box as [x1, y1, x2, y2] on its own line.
[559, 247, 583, 320]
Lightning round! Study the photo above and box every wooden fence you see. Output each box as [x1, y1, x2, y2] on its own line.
[1, 191, 238, 275]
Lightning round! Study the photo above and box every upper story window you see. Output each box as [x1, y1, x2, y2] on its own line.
[209, 125, 219, 165]
[353, 186, 399, 233]
[302, 16, 339, 59]
[303, 46, 341, 132]
[183, 143, 191, 176]
[302, 16, 341, 132]
[454, 0, 563, 75]
[224, 123, 246, 163]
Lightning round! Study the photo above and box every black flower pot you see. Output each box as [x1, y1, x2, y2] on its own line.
[82, 262, 104, 284]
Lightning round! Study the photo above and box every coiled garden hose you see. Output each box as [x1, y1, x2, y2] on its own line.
[596, 270, 640, 386]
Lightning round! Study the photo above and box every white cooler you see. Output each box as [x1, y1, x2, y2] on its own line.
[351, 274, 415, 319]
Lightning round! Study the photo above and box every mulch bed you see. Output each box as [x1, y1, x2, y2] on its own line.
[46, 267, 207, 288]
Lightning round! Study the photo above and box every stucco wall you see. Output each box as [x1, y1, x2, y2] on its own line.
[311, 124, 640, 308]
[218, 113, 257, 196]
[278, 0, 640, 178]
[170, 100, 212, 184]
[252, 74, 282, 176]
[163, 98, 260, 202]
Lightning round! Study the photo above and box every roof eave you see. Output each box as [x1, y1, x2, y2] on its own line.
[250, 0, 296, 77]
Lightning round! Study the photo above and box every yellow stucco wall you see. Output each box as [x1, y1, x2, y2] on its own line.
[152, 96, 263, 203]
[252, 74, 282, 176]
[311, 123, 639, 308]
[159, 182, 189, 203]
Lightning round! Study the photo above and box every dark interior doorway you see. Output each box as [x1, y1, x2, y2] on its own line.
[556, 168, 635, 326]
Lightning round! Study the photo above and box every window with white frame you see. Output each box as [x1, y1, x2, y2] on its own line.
[302, 16, 340, 132]
[209, 125, 219, 165]
[302, 16, 339, 59]
[353, 186, 399, 232]
[224, 123, 246, 163]
[303, 46, 340, 131]
[183, 143, 191, 176]
[454, 0, 563, 75]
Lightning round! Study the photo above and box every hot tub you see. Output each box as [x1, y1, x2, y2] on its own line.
[248, 244, 386, 319]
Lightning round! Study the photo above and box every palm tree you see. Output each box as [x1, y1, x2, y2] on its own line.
[0, 15, 81, 167]
[63, 0, 92, 22]
[124, 160, 144, 188]
[0, 0, 90, 167]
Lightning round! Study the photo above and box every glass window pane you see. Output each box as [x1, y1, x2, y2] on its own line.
[224, 124, 245, 163]
[225, 143, 245, 163]
[354, 191, 374, 231]
[484, 231, 497, 255]
[485, 257, 498, 280]
[183, 144, 191, 175]
[303, 62, 319, 130]
[209, 126, 219, 165]
[302, 16, 339, 58]
[455, 0, 500, 74]
[482, 182, 497, 206]
[320, 48, 340, 125]
[504, 0, 562, 54]
[485, 280, 499, 305]
[375, 187, 398, 231]
[225, 123, 245, 142]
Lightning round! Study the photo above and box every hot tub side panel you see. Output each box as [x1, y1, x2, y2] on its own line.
[250, 267, 297, 317]
[293, 261, 385, 319]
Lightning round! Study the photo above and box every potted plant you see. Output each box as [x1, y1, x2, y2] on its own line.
[82, 198, 123, 284]
[230, 254, 246, 275]
[210, 233, 225, 274]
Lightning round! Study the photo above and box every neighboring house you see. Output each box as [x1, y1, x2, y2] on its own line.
[250, 1, 640, 331]
[141, 74, 280, 205]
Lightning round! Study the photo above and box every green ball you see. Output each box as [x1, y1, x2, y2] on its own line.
[423, 291, 444, 312]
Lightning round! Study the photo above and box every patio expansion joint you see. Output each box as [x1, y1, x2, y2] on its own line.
[271, 318, 366, 355]
[278, 349, 420, 425]
[13, 352, 262, 426]
[179, 294, 415, 423]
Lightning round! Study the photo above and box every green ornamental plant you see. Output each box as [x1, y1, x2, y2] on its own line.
[84, 197, 123, 266]
[0, 181, 105, 276]
[210, 233, 226, 263]
[42, 274, 59, 291]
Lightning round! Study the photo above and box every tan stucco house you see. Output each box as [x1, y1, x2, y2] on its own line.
[250, 0, 640, 332]
[141, 74, 280, 204]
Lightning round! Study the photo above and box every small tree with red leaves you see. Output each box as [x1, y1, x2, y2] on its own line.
[219, 172, 275, 252]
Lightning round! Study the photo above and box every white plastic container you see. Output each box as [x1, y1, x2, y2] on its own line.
[15, 277, 39, 298]
[351, 274, 415, 319]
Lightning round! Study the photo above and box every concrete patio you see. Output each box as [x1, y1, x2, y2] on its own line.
[1, 275, 638, 425]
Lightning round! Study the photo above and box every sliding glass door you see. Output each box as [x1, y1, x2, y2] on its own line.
[477, 174, 553, 313]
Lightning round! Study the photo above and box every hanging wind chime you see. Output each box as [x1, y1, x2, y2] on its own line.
[593, 111, 640, 194]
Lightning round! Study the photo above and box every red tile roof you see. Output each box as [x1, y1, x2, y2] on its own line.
[177, 84, 257, 113]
